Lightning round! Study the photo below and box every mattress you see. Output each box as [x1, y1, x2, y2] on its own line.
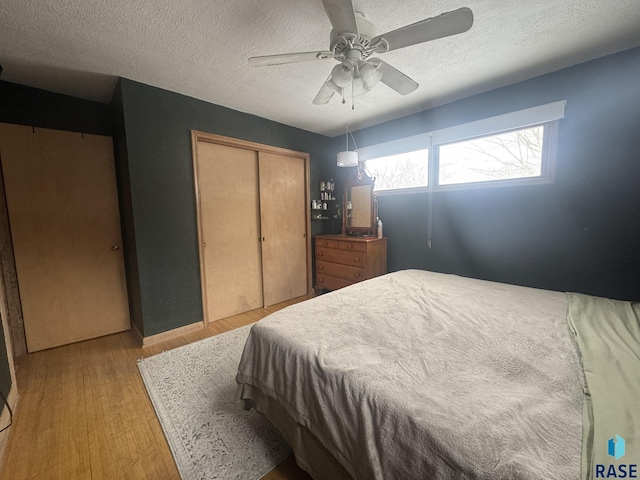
[235, 269, 585, 479]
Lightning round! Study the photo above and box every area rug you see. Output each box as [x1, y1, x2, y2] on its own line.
[137, 324, 291, 480]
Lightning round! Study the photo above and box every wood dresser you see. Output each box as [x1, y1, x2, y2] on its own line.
[314, 235, 387, 291]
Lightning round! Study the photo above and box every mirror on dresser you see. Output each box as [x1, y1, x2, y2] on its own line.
[314, 165, 386, 293]
[343, 167, 377, 236]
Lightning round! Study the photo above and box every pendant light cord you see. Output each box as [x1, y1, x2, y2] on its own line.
[427, 134, 434, 249]
[345, 125, 349, 151]
[344, 126, 371, 179]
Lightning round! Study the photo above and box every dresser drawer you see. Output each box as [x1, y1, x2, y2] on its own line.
[316, 260, 364, 282]
[315, 273, 355, 291]
[338, 240, 366, 252]
[316, 247, 365, 267]
[315, 238, 339, 249]
[313, 235, 387, 292]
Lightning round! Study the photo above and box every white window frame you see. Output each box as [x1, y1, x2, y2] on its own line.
[365, 148, 430, 192]
[359, 101, 565, 194]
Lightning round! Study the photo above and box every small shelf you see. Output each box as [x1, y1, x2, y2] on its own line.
[312, 199, 337, 209]
[313, 177, 339, 226]
[317, 195, 337, 201]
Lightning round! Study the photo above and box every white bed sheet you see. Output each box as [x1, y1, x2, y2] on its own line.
[236, 270, 583, 479]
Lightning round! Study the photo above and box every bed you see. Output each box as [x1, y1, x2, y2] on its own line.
[235, 269, 639, 480]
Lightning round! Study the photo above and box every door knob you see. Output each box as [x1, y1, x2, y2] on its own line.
[111, 245, 120, 251]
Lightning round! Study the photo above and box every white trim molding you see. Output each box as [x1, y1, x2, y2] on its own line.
[133, 321, 205, 348]
[357, 100, 566, 159]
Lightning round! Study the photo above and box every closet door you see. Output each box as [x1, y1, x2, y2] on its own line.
[193, 132, 311, 325]
[0, 124, 130, 352]
[196, 142, 263, 322]
[259, 152, 308, 306]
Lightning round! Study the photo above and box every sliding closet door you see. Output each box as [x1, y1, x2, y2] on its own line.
[0, 123, 130, 352]
[196, 142, 263, 322]
[259, 152, 308, 306]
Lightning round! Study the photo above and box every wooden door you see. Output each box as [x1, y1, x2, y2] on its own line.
[259, 152, 308, 306]
[195, 141, 263, 322]
[0, 124, 130, 352]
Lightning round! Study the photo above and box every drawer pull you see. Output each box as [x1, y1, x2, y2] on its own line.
[347, 243, 353, 249]
[354, 256, 361, 263]
[323, 241, 328, 246]
[354, 272, 361, 278]
[318, 264, 323, 270]
[319, 251, 324, 256]
[318, 277, 324, 283]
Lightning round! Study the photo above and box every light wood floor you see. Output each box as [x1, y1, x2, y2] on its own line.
[0, 296, 315, 480]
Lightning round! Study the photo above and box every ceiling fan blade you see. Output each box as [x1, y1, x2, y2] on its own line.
[372, 7, 473, 52]
[321, 0, 359, 35]
[313, 76, 338, 105]
[373, 59, 419, 95]
[249, 51, 335, 67]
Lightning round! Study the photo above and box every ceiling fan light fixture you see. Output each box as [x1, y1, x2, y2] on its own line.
[359, 61, 382, 90]
[351, 76, 371, 96]
[248, 1, 473, 105]
[358, 61, 375, 82]
[331, 62, 353, 88]
[326, 78, 342, 94]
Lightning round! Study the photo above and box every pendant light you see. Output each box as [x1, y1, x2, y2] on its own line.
[337, 125, 358, 167]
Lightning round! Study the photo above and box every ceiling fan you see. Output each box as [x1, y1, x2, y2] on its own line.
[248, 0, 473, 106]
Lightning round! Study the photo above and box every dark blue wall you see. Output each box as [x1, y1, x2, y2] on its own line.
[0, 81, 113, 135]
[116, 79, 336, 336]
[348, 47, 640, 301]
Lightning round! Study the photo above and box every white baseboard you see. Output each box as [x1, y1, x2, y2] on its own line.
[132, 321, 204, 348]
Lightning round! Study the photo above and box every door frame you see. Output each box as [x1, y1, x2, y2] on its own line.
[190, 131, 312, 326]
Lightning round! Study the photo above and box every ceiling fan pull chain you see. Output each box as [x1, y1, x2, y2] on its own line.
[352, 81, 355, 110]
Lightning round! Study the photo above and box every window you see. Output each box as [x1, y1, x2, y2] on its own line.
[438, 125, 545, 186]
[359, 101, 564, 193]
[366, 149, 429, 191]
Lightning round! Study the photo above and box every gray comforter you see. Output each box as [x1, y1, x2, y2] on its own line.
[236, 270, 583, 479]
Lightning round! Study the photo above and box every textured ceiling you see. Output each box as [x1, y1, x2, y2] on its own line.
[1, 0, 640, 137]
